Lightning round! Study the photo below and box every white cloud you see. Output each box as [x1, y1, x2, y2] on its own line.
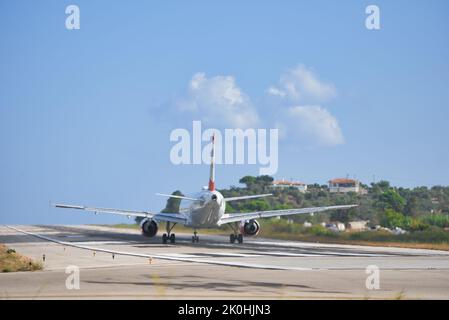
[285, 106, 344, 146]
[268, 64, 344, 146]
[177, 72, 260, 128]
[268, 65, 336, 103]
[267, 86, 286, 98]
[174, 66, 345, 147]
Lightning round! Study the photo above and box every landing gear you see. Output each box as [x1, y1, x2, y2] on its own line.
[162, 233, 176, 244]
[229, 233, 243, 244]
[162, 222, 177, 244]
[192, 230, 199, 243]
[229, 223, 243, 244]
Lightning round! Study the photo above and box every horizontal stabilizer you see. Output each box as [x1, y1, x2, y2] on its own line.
[155, 193, 199, 201]
[224, 194, 273, 202]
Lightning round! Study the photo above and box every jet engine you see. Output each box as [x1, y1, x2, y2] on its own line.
[239, 219, 260, 236]
[140, 218, 158, 237]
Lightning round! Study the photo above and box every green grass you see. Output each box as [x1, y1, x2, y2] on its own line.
[0, 244, 43, 272]
[105, 220, 449, 251]
[257, 220, 449, 250]
[105, 223, 139, 230]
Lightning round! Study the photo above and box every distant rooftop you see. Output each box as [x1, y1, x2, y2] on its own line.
[273, 179, 306, 186]
[329, 178, 358, 184]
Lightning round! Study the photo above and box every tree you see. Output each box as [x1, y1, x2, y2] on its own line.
[245, 199, 270, 211]
[239, 176, 257, 189]
[330, 209, 356, 224]
[377, 189, 406, 212]
[380, 209, 406, 229]
[239, 175, 273, 192]
[161, 190, 184, 213]
[256, 175, 274, 187]
[371, 180, 391, 194]
[377, 180, 391, 191]
[404, 195, 419, 216]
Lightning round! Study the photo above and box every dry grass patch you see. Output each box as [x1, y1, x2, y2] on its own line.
[0, 244, 43, 272]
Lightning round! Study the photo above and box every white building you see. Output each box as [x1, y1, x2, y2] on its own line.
[347, 221, 368, 231]
[335, 222, 346, 232]
[272, 179, 307, 193]
[328, 178, 364, 194]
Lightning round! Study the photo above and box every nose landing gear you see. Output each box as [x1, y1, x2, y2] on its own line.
[192, 230, 199, 243]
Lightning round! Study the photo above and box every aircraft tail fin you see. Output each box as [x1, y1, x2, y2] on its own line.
[208, 134, 215, 191]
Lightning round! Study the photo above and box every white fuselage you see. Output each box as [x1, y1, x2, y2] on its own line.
[179, 190, 226, 228]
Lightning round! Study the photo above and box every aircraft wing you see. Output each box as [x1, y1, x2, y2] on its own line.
[218, 204, 357, 225]
[53, 203, 187, 224]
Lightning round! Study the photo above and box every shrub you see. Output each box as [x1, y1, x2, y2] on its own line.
[305, 225, 337, 237]
[381, 209, 407, 229]
[419, 214, 449, 228]
[407, 218, 430, 231]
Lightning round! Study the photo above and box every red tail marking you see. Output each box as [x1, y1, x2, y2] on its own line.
[208, 180, 215, 191]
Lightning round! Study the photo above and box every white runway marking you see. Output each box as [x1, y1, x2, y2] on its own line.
[161, 253, 203, 258]
[61, 235, 85, 238]
[314, 251, 390, 257]
[263, 251, 327, 257]
[207, 243, 391, 257]
[71, 241, 136, 245]
[198, 252, 263, 257]
[249, 240, 449, 256]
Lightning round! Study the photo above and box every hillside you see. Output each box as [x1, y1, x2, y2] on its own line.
[156, 175, 449, 233]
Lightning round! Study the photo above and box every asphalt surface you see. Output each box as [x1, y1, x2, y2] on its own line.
[1, 224, 449, 299]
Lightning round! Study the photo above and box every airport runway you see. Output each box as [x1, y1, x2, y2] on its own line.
[1, 224, 449, 299]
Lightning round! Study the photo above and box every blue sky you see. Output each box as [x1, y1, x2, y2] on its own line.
[1, 1, 448, 224]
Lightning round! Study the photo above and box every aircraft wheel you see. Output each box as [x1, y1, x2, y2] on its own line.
[237, 234, 243, 244]
[162, 233, 168, 244]
[230, 234, 236, 244]
[170, 233, 176, 244]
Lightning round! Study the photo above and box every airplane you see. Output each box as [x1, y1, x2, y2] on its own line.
[54, 135, 357, 244]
